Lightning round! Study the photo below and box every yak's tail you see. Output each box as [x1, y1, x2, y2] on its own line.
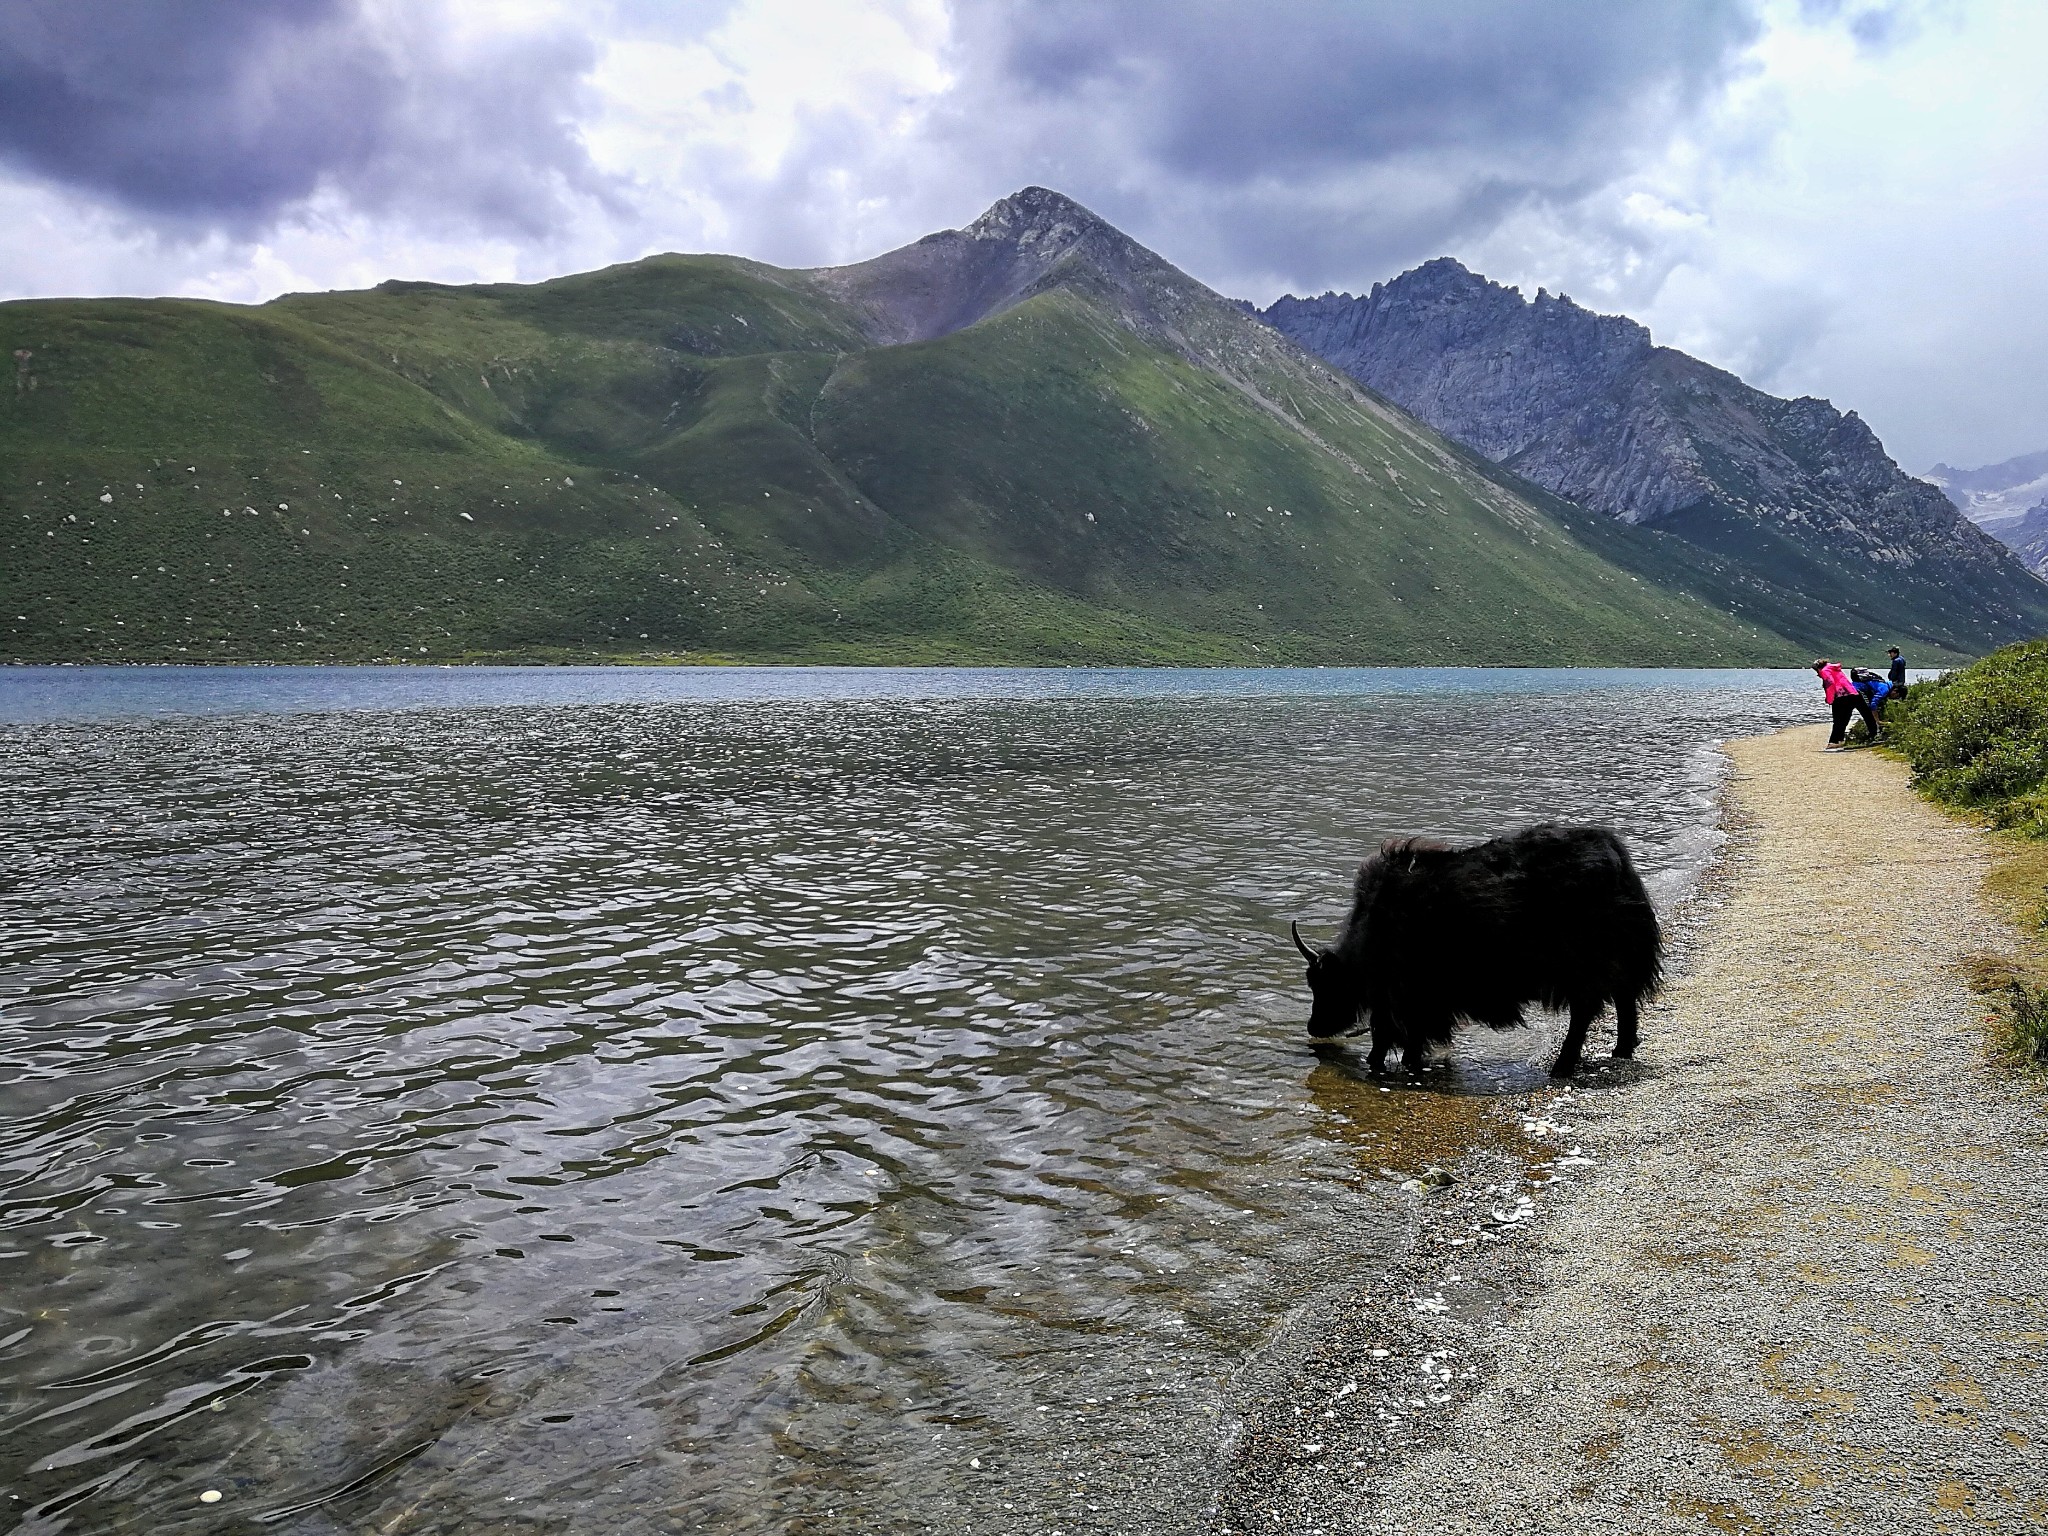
[1606, 834, 1664, 1006]
[1621, 899, 1664, 1005]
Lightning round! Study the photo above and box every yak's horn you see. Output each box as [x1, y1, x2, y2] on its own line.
[1290, 920, 1317, 962]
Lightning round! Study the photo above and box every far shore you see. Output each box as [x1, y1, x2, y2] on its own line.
[2, 656, 1841, 670]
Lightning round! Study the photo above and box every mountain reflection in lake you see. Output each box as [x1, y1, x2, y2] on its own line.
[0, 669, 1807, 1534]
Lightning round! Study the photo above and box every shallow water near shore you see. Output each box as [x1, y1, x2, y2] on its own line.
[0, 667, 1808, 1533]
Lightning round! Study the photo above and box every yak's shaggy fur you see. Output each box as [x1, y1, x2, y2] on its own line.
[1293, 824, 1662, 1076]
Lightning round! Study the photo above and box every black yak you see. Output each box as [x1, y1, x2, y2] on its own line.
[1291, 824, 1661, 1077]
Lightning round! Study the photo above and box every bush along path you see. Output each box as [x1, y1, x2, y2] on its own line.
[1222, 725, 2048, 1533]
[1889, 637, 2048, 838]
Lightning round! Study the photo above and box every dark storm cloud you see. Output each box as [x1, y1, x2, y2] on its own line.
[1798, 0, 1925, 51]
[0, 0, 610, 234]
[915, 0, 1762, 291]
[976, 0, 1757, 184]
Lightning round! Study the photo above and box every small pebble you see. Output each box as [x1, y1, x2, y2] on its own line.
[198, 1490, 222, 1504]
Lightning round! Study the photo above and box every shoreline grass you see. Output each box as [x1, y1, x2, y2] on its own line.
[1962, 831, 2048, 1071]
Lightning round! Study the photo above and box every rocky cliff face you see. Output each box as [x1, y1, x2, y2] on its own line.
[1266, 262, 1687, 518]
[1262, 262, 2048, 638]
[1989, 502, 2048, 580]
[1926, 449, 2048, 526]
[1925, 450, 2048, 574]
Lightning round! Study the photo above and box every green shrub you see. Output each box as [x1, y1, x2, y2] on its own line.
[1993, 978, 2048, 1070]
[1889, 638, 2048, 833]
[1956, 740, 2048, 802]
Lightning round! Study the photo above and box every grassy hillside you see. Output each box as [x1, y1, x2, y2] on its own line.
[1416, 439, 1997, 663]
[807, 290, 1787, 660]
[0, 250, 1817, 665]
[0, 282, 1222, 663]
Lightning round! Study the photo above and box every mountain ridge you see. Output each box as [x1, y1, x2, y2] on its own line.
[1260, 260, 2048, 657]
[1981, 501, 2048, 580]
[1, 190, 2038, 665]
[809, 188, 1440, 490]
[1926, 449, 2048, 559]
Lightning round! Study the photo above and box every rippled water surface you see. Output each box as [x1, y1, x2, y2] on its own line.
[0, 668, 1808, 1533]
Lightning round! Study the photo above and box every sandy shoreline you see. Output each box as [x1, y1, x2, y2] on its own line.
[1217, 724, 2048, 1532]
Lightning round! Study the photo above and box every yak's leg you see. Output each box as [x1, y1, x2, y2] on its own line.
[1614, 995, 1640, 1059]
[1365, 1010, 1389, 1074]
[1552, 999, 1601, 1077]
[1403, 1019, 1435, 1077]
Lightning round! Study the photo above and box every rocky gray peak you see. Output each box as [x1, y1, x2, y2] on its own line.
[1260, 258, 2047, 616]
[1925, 448, 2048, 525]
[804, 185, 1348, 433]
[1771, 398, 1901, 495]
[1988, 500, 2048, 580]
[1972, 497, 2048, 579]
[959, 185, 1120, 248]
[1302, 258, 1657, 386]
[809, 186, 1182, 347]
[1930, 447, 2048, 493]
[1267, 261, 1681, 517]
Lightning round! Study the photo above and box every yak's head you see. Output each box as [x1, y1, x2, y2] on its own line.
[1292, 921, 1366, 1038]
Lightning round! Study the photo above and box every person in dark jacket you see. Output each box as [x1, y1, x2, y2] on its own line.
[1885, 646, 1908, 703]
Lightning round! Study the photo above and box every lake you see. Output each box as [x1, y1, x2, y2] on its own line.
[0, 667, 1812, 1533]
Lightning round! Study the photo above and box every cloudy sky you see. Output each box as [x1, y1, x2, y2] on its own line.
[1, 0, 2040, 469]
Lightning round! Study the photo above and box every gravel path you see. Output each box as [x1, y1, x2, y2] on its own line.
[1222, 724, 2048, 1533]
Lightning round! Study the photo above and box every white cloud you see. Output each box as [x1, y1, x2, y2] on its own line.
[1452, 0, 2048, 466]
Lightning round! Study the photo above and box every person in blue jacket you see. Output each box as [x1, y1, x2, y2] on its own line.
[1852, 666, 1893, 725]
[1885, 646, 1908, 703]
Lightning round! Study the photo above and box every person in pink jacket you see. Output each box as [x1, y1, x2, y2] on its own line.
[1812, 659, 1879, 750]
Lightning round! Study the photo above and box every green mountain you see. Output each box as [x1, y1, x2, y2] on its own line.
[0, 188, 1950, 665]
